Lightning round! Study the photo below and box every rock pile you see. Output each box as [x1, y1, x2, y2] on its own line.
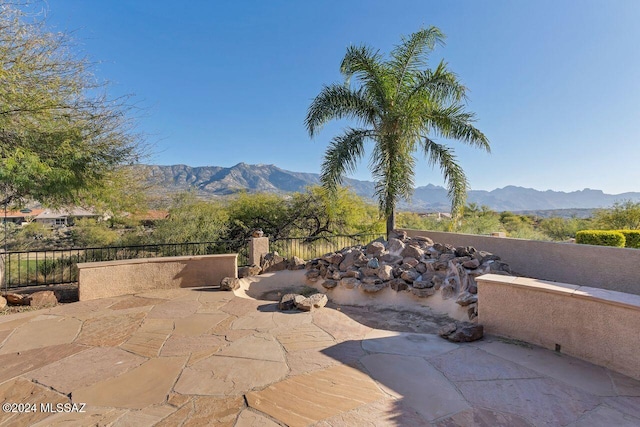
[304, 232, 512, 323]
[238, 252, 305, 278]
[1, 290, 59, 310]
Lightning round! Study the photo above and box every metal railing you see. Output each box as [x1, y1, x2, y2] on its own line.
[1, 240, 248, 289]
[270, 233, 384, 261]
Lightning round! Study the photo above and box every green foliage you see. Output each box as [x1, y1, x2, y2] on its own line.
[396, 212, 449, 231]
[0, 4, 144, 208]
[305, 27, 490, 236]
[575, 230, 626, 247]
[9, 222, 54, 250]
[70, 218, 120, 247]
[538, 217, 591, 241]
[224, 186, 383, 241]
[150, 192, 229, 244]
[593, 200, 640, 230]
[617, 230, 640, 248]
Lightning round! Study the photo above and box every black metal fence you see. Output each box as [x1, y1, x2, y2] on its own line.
[271, 233, 383, 261]
[1, 240, 248, 289]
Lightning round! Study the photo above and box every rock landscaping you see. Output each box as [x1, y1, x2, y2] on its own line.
[301, 231, 512, 326]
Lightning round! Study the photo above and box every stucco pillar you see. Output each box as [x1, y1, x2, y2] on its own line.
[248, 237, 269, 267]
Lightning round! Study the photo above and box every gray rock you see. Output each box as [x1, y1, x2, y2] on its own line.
[279, 293, 304, 310]
[287, 256, 306, 270]
[386, 238, 405, 255]
[366, 242, 386, 257]
[322, 279, 338, 289]
[361, 281, 388, 293]
[456, 292, 478, 306]
[400, 244, 424, 260]
[380, 253, 402, 264]
[402, 257, 419, 268]
[261, 252, 287, 272]
[327, 253, 344, 265]
[412, 280, 434, 289]
[305, 269, 321, 281]
[411, 287, 436, 298]
[220, 277, 240, 291]
[389, 230, 407, 241]
[296, 293, 328, 311]
[439, 322, 484, 342]
[362, 276, 382, 285]
[238, 265, 261, 278]
[415, 262, 428, 274]
[376, 265, 394, 281]
[389, 278, 409, 292]
[340, 277, 361, 289]
[462, 258, 481, 269]
[400, 270, 419, 283]
[411, 235, 434, 246]
[367, 257, 380, 268]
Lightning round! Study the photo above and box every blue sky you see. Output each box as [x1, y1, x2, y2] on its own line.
[45, 0, 640, 194]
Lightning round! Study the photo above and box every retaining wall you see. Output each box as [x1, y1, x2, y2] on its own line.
[477, 274, 640, 381]
[400, 229, 640, 295]
[77, 254, 237, 301]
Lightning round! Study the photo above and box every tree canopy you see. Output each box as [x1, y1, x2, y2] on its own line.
[305, 27, 490, 236]
[0, 2, 144, 209]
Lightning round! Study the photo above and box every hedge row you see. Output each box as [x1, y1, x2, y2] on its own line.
[575, 230, 640, 248]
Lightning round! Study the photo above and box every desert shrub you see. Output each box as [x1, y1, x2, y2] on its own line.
[618, 230, 640, 248]
[575, 230, 625, 247]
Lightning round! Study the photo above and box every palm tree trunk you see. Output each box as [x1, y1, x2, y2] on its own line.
[386, 209, 396, 240]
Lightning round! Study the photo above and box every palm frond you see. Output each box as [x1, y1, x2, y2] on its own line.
[320, 127, 371, 191]
[424, 104, 491, 152]
[408, 60, 467, 104]
[371, 136, 415, 216]
[422, 137, 468, 217]
[305, 84, 377, 138]
[340, 45, 391, 113]
[391, 27, 445, 98]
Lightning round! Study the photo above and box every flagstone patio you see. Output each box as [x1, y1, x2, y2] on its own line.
[0, 286, 638, 426]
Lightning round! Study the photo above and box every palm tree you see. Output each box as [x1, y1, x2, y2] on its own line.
[305, 27, 490, 237]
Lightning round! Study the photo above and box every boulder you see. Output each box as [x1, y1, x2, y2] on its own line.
[366, 242, 386, 257]
[388, 230, 407, 241]
[287, 256, 306, 270]
[376, 265, 394, 281]
[386, 238, 405, 256]
[380, 253, 402, 264]
[295, 293, 328, 311]
[305, 269, 322, 281]
[462, 258, 480, 269]
[389, 278, 409, 292]
[411, 287, 435, 298]
[5, 293, 30, 306]
[261, 252, 287, 272]
[401, 257, 419, 268]
[439, 322, 484, 342]
[456, 292, 478, 306]
[361, 281, 388, 293]
[279, 293, 305, 311]
[340, 277, 361, 289]
[327, 253, 344, 265]
[400, 245, 424, 260]
[339, 250, 365, 271]
[238, 265, 261, 278]
[411, 235, 434, 246]
[412, 279, 433, 289]
[367, 257, 380, 269]
[400, 270, 419, 283]
[29, 291, 58, 308]
[220, 277, 240, 291]
[322, 279, 338, 289]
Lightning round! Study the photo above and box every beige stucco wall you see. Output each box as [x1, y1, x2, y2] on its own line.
[400, 229, 640, 295]
[477, 274, 640, 380]
[77, 254, 237, 301]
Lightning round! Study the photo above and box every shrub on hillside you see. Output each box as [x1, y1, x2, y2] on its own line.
[575, 230, 626, 247]
[618, 230, 640, 248]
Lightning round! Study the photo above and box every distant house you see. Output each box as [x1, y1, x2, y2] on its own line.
[33, 208, 100, 227]
[1, 209, 44, 225]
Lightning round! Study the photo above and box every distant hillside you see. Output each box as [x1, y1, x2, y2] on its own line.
[135, 163, 640, 212]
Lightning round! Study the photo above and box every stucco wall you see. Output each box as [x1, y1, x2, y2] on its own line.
[476, 274, 640, 381]
[77, 254, 237, 301]
[400, 229, 640, 295]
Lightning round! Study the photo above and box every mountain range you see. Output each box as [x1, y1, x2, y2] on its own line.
[136, 163, 640, 212]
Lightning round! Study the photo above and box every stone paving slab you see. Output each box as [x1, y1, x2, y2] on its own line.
[0, 316, 81, 354]
[0, 285, 638, 426]
[72, 356, 188, 409]
[246, 365, 385, 427]
[0, 377, 69, 427]
[27, 347, 145, 394]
